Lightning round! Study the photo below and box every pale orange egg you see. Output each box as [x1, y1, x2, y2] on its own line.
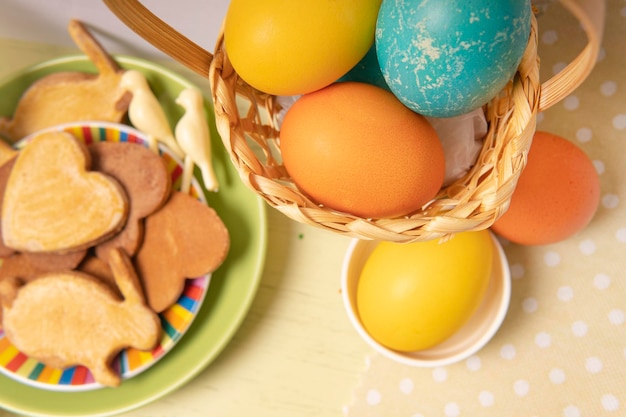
[279, 82, 445, 218]
[491, 131, 601, 245]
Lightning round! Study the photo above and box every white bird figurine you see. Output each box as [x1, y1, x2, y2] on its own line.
[120, 70, 185, 159]
[175, 88, 219, 193]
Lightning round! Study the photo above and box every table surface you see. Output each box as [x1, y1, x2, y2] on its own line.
[0, 1, 625, 416]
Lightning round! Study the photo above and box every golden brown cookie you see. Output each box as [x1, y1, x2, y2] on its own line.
[2, 131, 129, 253]
[133, 191, 230, 312]
[0, 248, 160, 387]
[89, 141, 171, 264]
[0, 20, 130, 142]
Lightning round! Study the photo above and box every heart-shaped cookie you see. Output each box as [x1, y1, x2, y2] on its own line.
[1, 131, 128, 253]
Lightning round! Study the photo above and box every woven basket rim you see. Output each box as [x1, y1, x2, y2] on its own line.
[209, 15, 541, 243]
[207, 4, 603, 242]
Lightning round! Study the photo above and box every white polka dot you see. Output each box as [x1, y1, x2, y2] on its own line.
[586, 357, 603, 373]
[602, 194, 620, 209]
[544, 251, 561, 267]
[557, 286, 574, 302]
[542, 30, 559, 44]
[601, 394, 620, 411]
[510, 263, 525, 279]
[597, 48, 607, 62]
[575, 127, 593, 143]
[479, 390, 495, 407]
[594, 274, 611, 290]
[513, 379, 529, 397]
[553, 62, 568, 74]
[564, 405, 581, 417]
[616, 228, 626, 243]
[500, 344, 516, 360]
[522, 297, 539, 313]
[571, 321, 588, 337]
[444, 402, 460, 417]
[563, 95, 580, 111]
[535, 332, 552, 348]
[399, 377, 414, 394]
[579, 239, 596, 255]
[432, 368, 448, 382]
[608, 309, 625, 325]
[622, 6, 626, 17]
[613, 114, 626, 130]
[366, 389, 381, 405]
[466, 355, 482, 371]
[601, 81, 618, 97]
[549, 368, 566, 384]
[593, 160, 605, 175]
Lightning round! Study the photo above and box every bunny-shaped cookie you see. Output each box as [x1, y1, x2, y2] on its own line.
[0, 20, 130, 142]
[0, 248, 160, 387]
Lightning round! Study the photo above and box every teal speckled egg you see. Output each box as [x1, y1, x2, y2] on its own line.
[376, 0, 531, 117]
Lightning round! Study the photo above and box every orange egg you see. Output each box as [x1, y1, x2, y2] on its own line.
[491, 131, 601, 245]
[279, 82, 445, 218]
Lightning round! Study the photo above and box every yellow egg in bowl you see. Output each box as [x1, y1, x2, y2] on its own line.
[341, 230, 511, 367]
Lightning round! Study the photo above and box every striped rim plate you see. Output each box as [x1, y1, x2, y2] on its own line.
[0, 121, 210, 391]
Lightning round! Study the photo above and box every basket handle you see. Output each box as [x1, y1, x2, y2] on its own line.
[103, 0, 604, 109]
[102, 0, 214, 77]
[538, 0, 605, 111]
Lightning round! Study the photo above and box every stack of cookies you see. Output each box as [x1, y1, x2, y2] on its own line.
[0, 20, 230, 387]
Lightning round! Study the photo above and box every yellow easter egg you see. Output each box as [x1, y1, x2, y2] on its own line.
[223, 0, 382, 95]
[356, 230, 494, 351]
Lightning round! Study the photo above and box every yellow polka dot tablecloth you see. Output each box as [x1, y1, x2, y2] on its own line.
[345, 1, 625, 416]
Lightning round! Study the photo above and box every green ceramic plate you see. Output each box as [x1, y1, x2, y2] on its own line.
[0, 55, 267, 416]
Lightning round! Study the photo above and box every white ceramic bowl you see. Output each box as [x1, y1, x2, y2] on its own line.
[341, 232, 511, 367]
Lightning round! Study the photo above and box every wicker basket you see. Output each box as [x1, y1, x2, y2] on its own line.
[105, 0, 605, 242]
